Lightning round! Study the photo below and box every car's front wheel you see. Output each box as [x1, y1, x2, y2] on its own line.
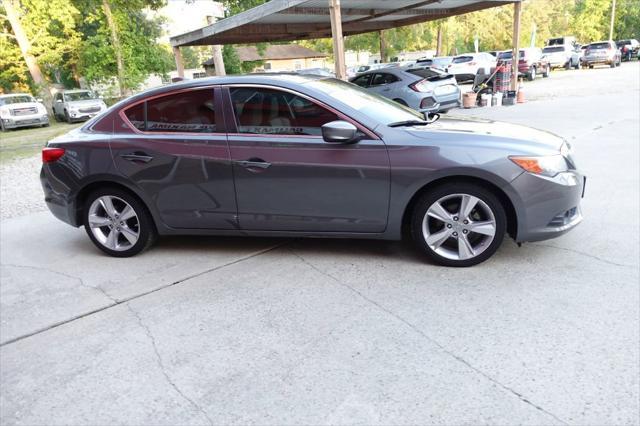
[411, 183, 506, 267]
[83, 188, 156, 257]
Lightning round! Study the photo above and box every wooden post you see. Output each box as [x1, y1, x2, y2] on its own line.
[379, 30, 387, 63]
[609, 0, 616, 40]
[206, 15, 226, 76]
[329, 0, 346, 80]
[436, 23, 443, 57]
[173, 46, 185, 79]
[511, 1, 522, 91]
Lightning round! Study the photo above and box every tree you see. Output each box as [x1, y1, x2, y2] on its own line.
[1, 0, 80, 112]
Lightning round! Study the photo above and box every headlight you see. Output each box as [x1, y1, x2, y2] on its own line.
[509, 154, 569, 177]
[0, 109, 9, 118]
[37, 104, 47, 114]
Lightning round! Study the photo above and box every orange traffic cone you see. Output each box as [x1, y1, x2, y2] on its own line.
[516, 79, 525, 103]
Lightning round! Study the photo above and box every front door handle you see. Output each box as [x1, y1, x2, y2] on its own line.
[235, 158, 271, 170]
[120, 152, 153, 163]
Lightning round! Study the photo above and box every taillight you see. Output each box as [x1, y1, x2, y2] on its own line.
[409, 79, 430, 92]
[42, 147, 65, 163]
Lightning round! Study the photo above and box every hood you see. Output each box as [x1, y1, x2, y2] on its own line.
[67, 99, 103, 107]
[404, 116, 564, 155]
[1, 101, 39, 110]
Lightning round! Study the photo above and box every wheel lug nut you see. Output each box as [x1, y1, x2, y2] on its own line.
[463, 229, 468, 234]
[447, 224, 452, 228]
[453, 216, 458, 221]
[463, 220, 468, 224]
[452, 232, 458, 237]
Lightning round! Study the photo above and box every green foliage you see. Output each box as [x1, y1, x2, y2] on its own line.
[222, 0, 266, 16]
[77, 6, 172, 90]
[222, 44, 242, 74]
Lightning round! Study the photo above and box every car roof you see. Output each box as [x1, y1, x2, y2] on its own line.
[62, 89, 92, 93]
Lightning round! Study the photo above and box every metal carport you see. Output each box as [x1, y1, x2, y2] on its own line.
[170, 0, 523, 89]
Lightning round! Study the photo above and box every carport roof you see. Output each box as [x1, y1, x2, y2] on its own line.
[170, 0, 519, 47]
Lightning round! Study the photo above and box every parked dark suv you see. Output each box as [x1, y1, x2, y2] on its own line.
[41, 74, 585, 266]
[498, 48, 551, 80]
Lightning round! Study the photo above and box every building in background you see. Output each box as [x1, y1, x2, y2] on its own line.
[204, 45, 328, 74]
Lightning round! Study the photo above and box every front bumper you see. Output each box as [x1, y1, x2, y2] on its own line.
[511, 170, 585, 242]
[67, 110, 103, 122]
[2, 114, 49, 129]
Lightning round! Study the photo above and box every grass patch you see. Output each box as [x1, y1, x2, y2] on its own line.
[0, 122, 82, 163]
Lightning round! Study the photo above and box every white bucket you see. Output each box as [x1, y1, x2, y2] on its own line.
[493, 92, 503, 107]
[480, 93, 492, 107]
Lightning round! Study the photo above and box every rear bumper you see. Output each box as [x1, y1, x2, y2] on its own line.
[583, 56, 615, 65]
[40, 166, 80, 227]
[511, 170, 585, 242]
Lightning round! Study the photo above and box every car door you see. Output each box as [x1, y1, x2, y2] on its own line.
[111, 86, 237, 230]
[223, 85, 390, 233]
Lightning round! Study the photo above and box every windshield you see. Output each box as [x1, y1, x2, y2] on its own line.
[406, 67, 446, 79]
[432, 57, 452, 68]
[0, 95, 35, 106]
[64, 91, 96, 102]
[543, 46, 565, 53]
[306, 78, 424, 125]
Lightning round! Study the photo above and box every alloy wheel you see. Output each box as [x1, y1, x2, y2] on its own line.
[87, 195, 140, 251]
[421, 193, 497, 261]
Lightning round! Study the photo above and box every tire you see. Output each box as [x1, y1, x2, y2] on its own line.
[588, 64, 594, 69]
[83, 187, 156, 257]
[573, 60, 580, 70]
[527, 67, 536, 81]
[564, 61, 571, 70]
[609, 61, 615, 68]
[64, 110, 73, 124]
[542, 65, 550, 78]
[0, 121, 5, 132]
[410, 182, 507, 267]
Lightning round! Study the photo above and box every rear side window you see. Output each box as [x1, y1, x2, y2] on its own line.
[124, 88, 216, 133]
[371, 73, 398, 85]
[543, 46, 565, 53]
[229, 87, 339, 136]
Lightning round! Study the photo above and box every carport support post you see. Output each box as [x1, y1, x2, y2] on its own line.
[511, 1, 522, 91]
[206, 15, 226, 76]
[173, 46, 185, 79]
[329, 0, 346, 80]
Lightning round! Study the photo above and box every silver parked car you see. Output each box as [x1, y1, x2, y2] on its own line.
[350, 66, 461, 113]
[582, 41, 621, 68]
[0, 93, 49, 131]
[53, 90, 108, 123]
[542, 45, 581, 69]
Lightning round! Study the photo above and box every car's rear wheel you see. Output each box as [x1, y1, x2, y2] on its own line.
[83, 188, 156, 257]
[527, 67, 536, 81]
[411, 183, 506, 267]
[542, 65, 550, 78]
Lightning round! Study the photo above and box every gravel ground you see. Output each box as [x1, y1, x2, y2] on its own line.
[0, 155, 46, 220]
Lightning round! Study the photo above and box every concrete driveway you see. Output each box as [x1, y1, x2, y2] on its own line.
[1, 63, 638, 425]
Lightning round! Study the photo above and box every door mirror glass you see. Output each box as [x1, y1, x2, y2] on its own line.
[55, 99, 62, 103]
[321, 120, 358, 143]
[36, 98, 43, 103]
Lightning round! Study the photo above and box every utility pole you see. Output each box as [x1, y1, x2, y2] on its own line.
[609, 0, 616, 40]
[206, 15, 226, 76]
[436, 24, 443, 57]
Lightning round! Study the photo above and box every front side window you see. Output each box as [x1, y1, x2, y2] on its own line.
[351, 74, 371, 87]
[229, 87, 339, 136]
[124, 89, 216, 133]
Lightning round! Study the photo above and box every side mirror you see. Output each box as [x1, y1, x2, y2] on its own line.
[55, 99, 62, 103]
[321, 120, 358, 143]
[37, 98, 43, 103]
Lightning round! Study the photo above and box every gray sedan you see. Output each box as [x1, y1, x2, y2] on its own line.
[350, 66, 461, 114]
[40, 74, 584, 266]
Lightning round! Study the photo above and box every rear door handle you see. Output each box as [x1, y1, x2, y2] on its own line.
[235, 158, 271, 170]
[120, 153, 153, 163]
